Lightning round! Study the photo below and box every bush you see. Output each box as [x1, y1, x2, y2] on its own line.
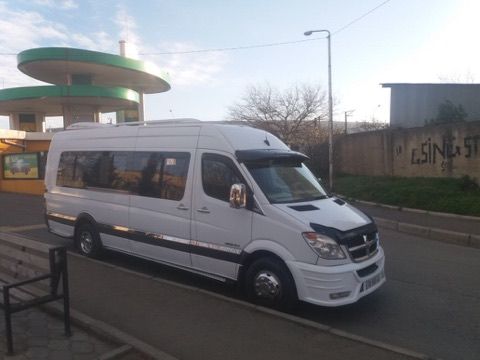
[459, 175, 479, 192]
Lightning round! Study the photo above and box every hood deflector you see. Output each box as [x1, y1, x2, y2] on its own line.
[310, 221, 377, 245]
[288, 204, 319, 211]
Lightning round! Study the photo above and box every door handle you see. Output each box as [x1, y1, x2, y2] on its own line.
[196, 207, 210, 214]
[177, 204, 189, 211]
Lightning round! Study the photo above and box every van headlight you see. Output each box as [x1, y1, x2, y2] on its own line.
[302, 232, 346, 259]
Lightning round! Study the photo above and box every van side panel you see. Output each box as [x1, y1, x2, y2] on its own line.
[45, 127, 136, 252]
[128, 126, 200, 268]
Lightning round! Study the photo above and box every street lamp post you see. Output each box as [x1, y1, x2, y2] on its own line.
[304, 29, 334, 190]
[344, 109, 355, 134]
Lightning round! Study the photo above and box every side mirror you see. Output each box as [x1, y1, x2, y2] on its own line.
[229, 183, 246, 209]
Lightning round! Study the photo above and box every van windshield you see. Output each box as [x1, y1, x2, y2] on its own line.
[245, 160, 328, 204]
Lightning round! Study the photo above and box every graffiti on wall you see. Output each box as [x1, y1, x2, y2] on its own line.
[409, 135, 480, 171]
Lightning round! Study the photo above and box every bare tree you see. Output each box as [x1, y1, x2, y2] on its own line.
[229, 84, 328, 145]
[357, 117, 389, 132]
[437, 71, 476, 83]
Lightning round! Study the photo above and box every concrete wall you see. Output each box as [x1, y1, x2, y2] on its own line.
[334, 130, 391, 176]
[385, 84, 480, 128]
[336, 121, 480, 179]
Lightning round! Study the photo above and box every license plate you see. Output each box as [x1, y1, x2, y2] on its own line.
[363, 270, 385, 291]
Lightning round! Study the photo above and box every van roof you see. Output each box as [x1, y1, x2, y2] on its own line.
[54, 119, 291, 154]
[66, 118, 233, 130]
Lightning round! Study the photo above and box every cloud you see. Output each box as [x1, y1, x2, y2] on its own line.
[143, 42, 228, 88]
[114, 4, 141, 58]
[110, 4, 228, 87]
[69, 32, 116, 53]
[0, 2, 69, 87]
[0, 2, 120, 88]
[32, 0, 78, 10]
[0, 2, 227, 91]
[0, 3, 67, 51]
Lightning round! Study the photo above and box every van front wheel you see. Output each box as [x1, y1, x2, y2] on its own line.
[245, 257, 297, 311]
[75, 223, 102, 258]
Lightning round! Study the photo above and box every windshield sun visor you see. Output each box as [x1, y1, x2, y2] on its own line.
[235, 149, 309, 163]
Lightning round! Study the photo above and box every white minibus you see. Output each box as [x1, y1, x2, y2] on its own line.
[44, 120, 385, 309]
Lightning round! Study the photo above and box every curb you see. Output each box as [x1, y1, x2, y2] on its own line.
[373, 216, 479, 249]
[345, 197, 480, 221]
[337, 197, 480, 249]
[69, 254, 437, 360]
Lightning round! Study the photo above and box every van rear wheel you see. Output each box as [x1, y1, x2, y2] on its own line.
[245, 257, 297, 311]
[75, 223, 102, 258]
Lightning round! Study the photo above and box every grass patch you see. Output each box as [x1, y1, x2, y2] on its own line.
[334, 175, 480, 217]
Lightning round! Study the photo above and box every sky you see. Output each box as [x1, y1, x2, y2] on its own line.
[0, 0, 479, 129]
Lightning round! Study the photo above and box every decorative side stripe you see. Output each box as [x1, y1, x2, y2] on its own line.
[47, 213, 76, 226]
[47, 212, 244, 263]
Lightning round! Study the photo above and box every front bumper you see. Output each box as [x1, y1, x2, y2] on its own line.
[286, 247, 386, 307]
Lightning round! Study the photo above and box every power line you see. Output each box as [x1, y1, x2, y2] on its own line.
[140, 38, 322, 55]
[332, 0, 393, 35]
[141, 0, 393, 55]
[0, 0, 393, 57]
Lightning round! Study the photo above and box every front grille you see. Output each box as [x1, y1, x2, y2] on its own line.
[345, 231, 379, 262]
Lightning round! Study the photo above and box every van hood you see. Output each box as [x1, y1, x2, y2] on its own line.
[272, 198, 372, 232]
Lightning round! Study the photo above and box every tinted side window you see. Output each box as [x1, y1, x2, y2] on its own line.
[56, 151, 129, 191]
[57, 152, 76, 187]
[56, 151, 188, 197]
[202, 154, 242, 202]
[131, 152, 190, 200]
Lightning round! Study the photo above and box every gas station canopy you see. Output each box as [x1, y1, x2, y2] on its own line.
[17, 47, 170, 94]
[0, 85, 139, 116]
[0, 46, 171, 129]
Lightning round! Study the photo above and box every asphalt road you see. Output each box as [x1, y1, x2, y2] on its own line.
[1, 192, 479, 360]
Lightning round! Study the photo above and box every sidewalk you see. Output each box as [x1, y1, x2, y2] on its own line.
[66, 253, 418, 360]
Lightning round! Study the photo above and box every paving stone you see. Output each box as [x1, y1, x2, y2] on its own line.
[48, 339, 70, 351]
[0, 308, 117, 359]
[48, 329, 69, 338]
[71, 332, 90, 341]
[25, 346, 49, 359]
[4, 353, 28, 360]
[27, 337, 49, 347]
[71, 340, 94, 354]
[27, 312, 47, 321]
[48, 349, 73, 360]
[73, 354, 98, 360]
[47, 321, 66, 330]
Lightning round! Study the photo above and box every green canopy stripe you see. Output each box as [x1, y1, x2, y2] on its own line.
[0, 85, 140, 103]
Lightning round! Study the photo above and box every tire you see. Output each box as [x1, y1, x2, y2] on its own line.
[75, 223, 103, 258]
[245, 257, 297, 311]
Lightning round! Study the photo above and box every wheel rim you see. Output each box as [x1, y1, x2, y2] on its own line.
[79, 231, 93, 254]
[254, 271, 281, 300]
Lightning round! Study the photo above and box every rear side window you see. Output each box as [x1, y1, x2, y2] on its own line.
[202, 154, 242, 202]
[56, 151, 190, 201]
[57, 151, 129, 191]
